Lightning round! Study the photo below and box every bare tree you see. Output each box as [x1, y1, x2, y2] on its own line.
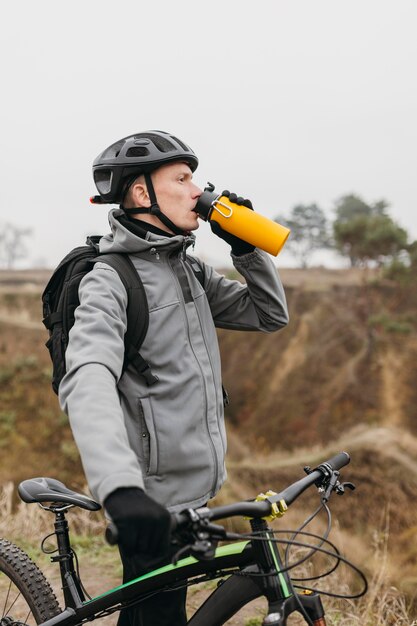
[275, 204, 331, 268]
[0, 222, 32, 269]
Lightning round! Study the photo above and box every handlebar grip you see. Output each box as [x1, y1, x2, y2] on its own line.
[323, 451, 350, 472]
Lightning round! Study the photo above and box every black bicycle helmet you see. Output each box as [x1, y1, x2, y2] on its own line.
[92, 130, 199, 204]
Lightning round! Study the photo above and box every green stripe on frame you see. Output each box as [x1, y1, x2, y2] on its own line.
[267, 537, 291, 599]
[86, 541, 250, 603]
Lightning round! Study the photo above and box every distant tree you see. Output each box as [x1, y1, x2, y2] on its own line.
[0, 223, 32, 269]
[276, 203, 331, 268]
[333, 195, 407, 266]
[409, 240, 417, 268]
[334, 194, 389, 222]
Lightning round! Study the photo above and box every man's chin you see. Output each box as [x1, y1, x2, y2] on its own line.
[188, 220, 200, 232]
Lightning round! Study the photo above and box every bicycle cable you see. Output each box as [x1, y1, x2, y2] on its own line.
[285, 500, 331, 569]
[242, 535, 367, 599]
[40, 532, 58, 554]
[72, 548, 92, 601]
[214, 529, 367, 598]
[40, 531, 92, 601]
[230, 533, 341, 578]
[81, 530, 367, 622]
[284, 499, 332, 625]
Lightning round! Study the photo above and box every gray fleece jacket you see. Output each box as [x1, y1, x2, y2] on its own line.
[59, 208, 289, 511]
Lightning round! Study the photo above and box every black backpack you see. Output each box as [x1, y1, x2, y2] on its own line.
[42, 236, 204, 395]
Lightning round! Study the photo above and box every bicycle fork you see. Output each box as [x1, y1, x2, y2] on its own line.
[250, 519, 326, 626]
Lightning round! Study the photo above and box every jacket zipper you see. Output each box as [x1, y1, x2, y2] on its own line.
[189, 278, 226, 457]
[167, 253, 219, 493]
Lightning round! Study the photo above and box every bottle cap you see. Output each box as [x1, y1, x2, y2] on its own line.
[194, 182, 219, 220]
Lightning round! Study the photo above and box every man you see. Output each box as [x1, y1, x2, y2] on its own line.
[59, 130, 289, 625]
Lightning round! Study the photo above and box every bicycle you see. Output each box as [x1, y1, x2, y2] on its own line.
[0, 451, 366, 626]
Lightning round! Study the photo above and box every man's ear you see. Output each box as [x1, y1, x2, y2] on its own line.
[131, 182, 151, 208]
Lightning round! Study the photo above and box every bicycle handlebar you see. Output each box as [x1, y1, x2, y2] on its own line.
[172, 451, 350, 530]
[269, 450, 350, 508]
[321, 451, 351, 473]
[105, 451, 350, 544]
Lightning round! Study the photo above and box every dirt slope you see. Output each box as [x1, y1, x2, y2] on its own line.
[0, 267, 416, 603]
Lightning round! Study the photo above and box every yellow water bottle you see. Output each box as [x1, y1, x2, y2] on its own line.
[195, 183, 290, 257]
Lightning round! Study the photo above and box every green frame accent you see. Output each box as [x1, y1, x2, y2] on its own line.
[267, 537, 291, 598]
[86, 540, 250, 603]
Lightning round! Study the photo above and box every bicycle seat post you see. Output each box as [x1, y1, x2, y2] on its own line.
[52, 508, 85, 609]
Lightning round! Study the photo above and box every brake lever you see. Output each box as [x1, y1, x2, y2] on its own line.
[188, 522, 225, 561]
[201, 521, 228, 538]
[171, 537, 217, 565]
[322, 475, 356, 502]
[336, 481, 356, 495]
[321, 471, 340, 503]
[171, 517, 226, 565]
[304, 463, 356, 503]
[191, 539, 217, 561]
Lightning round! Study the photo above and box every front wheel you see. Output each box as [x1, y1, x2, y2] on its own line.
[188, 571, 262, 625]
[0, 538, 61, 625]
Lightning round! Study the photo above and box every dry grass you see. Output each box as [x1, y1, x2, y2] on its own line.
[0, 481, 105, 543]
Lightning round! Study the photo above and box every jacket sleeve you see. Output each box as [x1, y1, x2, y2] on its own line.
[202, 249, 289, 332]
[58, 262, 145, 504]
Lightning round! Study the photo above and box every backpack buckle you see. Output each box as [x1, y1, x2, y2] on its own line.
[85, 235, 102, 251]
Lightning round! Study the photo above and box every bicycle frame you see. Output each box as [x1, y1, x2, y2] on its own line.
[41, 513, 326, 626]
[18, 452, 354, 626]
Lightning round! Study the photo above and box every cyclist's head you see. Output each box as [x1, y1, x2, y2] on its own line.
[124, 162, 202, 235]
[91, 130, 199, 235]
[92, 131, 198, 204]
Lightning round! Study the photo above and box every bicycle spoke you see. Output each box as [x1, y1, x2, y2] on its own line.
[2, 577, 11, 617]
[5, 590, 22, 617]
[0, 575, 35, 625]
[2, 578, 25, 620]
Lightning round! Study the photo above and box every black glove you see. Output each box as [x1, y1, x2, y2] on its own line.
[104, 487, 171, 567]
[210, 190, 255, 256]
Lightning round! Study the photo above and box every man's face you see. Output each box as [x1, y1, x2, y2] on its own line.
[151, 162, 202, 233]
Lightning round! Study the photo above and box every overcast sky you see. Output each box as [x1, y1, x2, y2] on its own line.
[1, 0, 416, 268]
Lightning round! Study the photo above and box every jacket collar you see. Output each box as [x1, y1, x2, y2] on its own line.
[99, 208, 196, 256]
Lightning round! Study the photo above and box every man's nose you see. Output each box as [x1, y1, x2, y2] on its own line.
[192, 184, 202, 198]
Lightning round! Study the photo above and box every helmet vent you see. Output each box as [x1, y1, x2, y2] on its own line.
[146, 133, 176, 153]
[101, 140, 125, 160]
[94, 169, 112, 194]
[126, 147, 150, 157]
[171, 136, 190, 152]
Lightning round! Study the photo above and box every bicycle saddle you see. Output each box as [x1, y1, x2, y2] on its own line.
[18, 477, 101, 511]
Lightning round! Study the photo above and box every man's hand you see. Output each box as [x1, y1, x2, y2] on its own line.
[221, 190, 254, 211]
[104, 487, 171, 565]
[210, 190, 255, 256]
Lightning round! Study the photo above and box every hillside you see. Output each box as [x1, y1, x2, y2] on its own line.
[220, 269, 417, 447]
[0, 267, 417, 608]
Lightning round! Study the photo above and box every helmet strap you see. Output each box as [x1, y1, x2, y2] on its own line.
[122, 172, 186, 236]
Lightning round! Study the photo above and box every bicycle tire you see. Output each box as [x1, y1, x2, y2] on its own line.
[0, 537, 61, 625]
[188, 570, 262, 625]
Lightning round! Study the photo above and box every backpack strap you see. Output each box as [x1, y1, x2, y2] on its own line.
[185, 255, 205, 289]
[95, 254, 159, 386]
